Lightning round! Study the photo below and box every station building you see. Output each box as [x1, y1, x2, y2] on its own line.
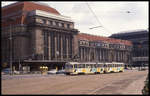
[110, 29, 149, 67]
[1, 2, 133, 72]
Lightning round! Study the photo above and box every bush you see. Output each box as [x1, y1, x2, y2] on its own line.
[142, 74, 149, 95]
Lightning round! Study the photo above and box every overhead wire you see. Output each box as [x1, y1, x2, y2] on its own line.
[86, 2, 112, 34]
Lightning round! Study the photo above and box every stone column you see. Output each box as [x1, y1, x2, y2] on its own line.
[72, 35, 79, 59]
[68, 35, 71, 59]
[89, 48, 91, 61]
[54, 33, 57, 59]
[80, 47, 83, 61]
[57, 33, 60, 59]
[66, 35, 69, 59]
[85, 47, 87, 61]
[34, 28, 44, 59]
[61, 34, 63, 60]
[87, 48, 89, 61]
[82, 47, 84, 61]
[48, 32, 51, 60]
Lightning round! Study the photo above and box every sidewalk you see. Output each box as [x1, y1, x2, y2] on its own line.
[121, 75, 147, 94]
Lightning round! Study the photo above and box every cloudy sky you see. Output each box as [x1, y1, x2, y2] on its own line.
[2, 1, 149, 37]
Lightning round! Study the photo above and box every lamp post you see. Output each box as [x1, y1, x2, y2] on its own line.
[8, 18, 14, 75]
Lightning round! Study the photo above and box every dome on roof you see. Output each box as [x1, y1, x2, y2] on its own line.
[31, 2, 51, 7]
[2, 1, 60, 15]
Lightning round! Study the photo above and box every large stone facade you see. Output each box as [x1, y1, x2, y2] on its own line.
[2, 2, 133, 71]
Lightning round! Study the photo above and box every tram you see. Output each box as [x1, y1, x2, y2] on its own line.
[65, 62, 124, 75]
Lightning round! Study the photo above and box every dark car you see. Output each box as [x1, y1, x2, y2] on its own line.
[2, 68, 11, 75]
[56, 70, 66, 74]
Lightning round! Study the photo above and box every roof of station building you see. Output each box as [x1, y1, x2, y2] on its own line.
[77, 33, 132, 46]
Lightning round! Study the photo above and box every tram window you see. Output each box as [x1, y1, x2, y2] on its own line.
[94, 64, 97, 68]
[113, 64, 114, 67]
[74, 64, 77, 68]
[86, 64, 90, 68]
[110, 64, 112, 67]
[66, 64, 68, 68]
[97, 64, 100, 67]
[102, 64, 104, 67]
[78, 64, 85, 68]
[70, 65, 73, 68]
[66, 64, 73, 68]
[99, 64, 102, 67]
[78, 64, 80, 68]
[86, 64, 89, 68]
[65, 64, 69, 68]
[90, 64, 93, 68]
[82, 64, 85, 68]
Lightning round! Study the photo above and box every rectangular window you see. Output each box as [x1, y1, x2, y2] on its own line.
[67, 24, 70, 28]
[56, 22, 59, 26]
[86, 64, 90, 68]
[43, 19, 46, 24]
[48, 20, 53, 25]
[61, 23, 64, 27]
[78, 64, 85, 68]
[74, 64, 77, 68]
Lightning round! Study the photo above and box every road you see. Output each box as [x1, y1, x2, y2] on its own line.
[2, 69, 148, 95]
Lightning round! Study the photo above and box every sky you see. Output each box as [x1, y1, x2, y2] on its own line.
[2, 1, 149, 37]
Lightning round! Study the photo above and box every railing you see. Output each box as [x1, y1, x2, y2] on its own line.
[132, 57, 149, 62]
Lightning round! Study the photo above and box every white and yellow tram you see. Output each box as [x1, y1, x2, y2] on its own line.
[65, 62, 124, 75]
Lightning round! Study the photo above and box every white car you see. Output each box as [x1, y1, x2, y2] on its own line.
[47, 69, 57, 74]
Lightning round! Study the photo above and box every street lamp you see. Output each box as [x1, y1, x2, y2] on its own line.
[7, 18, 15, 75]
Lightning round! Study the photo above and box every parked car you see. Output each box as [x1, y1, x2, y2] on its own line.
[56, 70, 66, 74]
[2, 68, 11, 75]
[47, 69, 57, 74]
[14, 70, 20, 74]
[2, 68, 20, 75]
